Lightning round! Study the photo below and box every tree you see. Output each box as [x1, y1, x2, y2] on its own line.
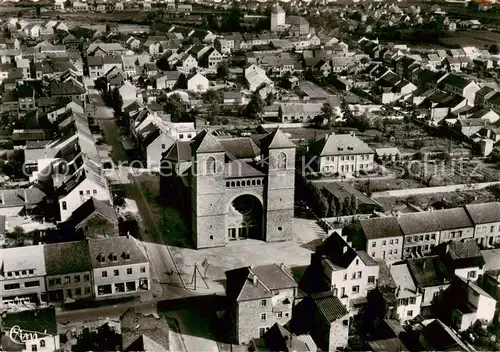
[156, 55, 170, 71]
[111, 88, 123, 114]
[35, 4, 41, 18]
[244, 92, 265, 118]
[328, 199, 337, 217]
[165, 94, 191, 122]
[351, 195, 359, 214]
[343, 197, 352, 216]
[490, 44, 500, 55]
[217, 62, 230, 80]
[201, 89, 222, 116]
[8, 226, 28, 247]
[265, 92, 275, 106]
[220, 6, 242, 32]
[105, 24, 111, 33]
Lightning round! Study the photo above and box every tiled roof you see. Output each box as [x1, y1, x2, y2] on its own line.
[317, 232, 358, 269]
[311, 291, 348, 322]
[162, 141, 191, 162]
[258, 129, 296, 150]
[64, 197, 118, 232]
[407, 255, 451, 287]
[310, 132, 374, 156]
[225, 264, 297, 302]
[120, 309, 169, 352]
[218, 137, 261, 159]
[0, 188, 46, 207]
[0, 245, 46, 275]
[360, 217, 404, 240]
[43, 240, 92, 275]
[465, 202, 500, 225]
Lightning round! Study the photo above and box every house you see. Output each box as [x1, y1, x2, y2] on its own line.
[155, 71, 183, 90]
[249, 323, 312, 351]
[0, 188, 46, 217]
[345, 217, 404, 262]
[440, 74, 480, 105]
[43, 241, 93, 302]
[446, 277, 496, 332]
[118, 81, 138, 109]
[1, 308, 60, 352]
[120, 308, 170, 352]
[225, 264, 298, 345]
[62, 197, 119, 238]
[375, 147, 401, 162]
[308, 132, 375, 177]
[434, 240, 485, 281]
[223, 92, 248, 106]
[278, 103, 323, 122]
[199, 47, 222, 69]
[187, 72, 209, 93]
[17, 84, 36, 111]
[308, 292, 349, 351]
[465, 202, 500, 248]
[177, 53, 198, 72]
[312, 232, 379, 309]
[245, 65, 273, 92]
[407, 256, 451, 316]
[0, 245, 47, 306]
[89, 236, 150, 300]
[419, 319, 471, 351]
[390, 263, 422, 322]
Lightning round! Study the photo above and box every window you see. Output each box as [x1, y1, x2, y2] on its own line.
[84, 274, 90, 282]
[413, 236, 418, 242]
[31, 345, 37, 352]
[352, 285, 360, 294]
[357, 271, 362, 279]
[55, 278, 61, 285]
[261, 299, 267, 306]
[74, 275, 80, 282]
[124, 252, 131, 260]
[425, 234, 429, 241]
[86, 190, 90, 195]
[140, 267, 146, 273]
[97, 284, 112, 296]
[5, 283, 20, 290]
[93, 189, 97, 194]
[277, 312, 282, 318]
[431, 233, 436, 240]
[84, 286, 91, 294]
[79, 190, 84, 196]
[368, 276, 376, 284]
[62, 201, 67, 210]
[259, 328, 265, 337]
[179, 134, 184, 139]
[355, 259, 359, 265]
[371, 252, 376, 257]
[127, 268, 132, 275]
[394, 249, 398, 255]
[343, 273, 347, 280]
[102, 271, 107, 278]
[277, 152, 287, 170]
[64, 276, 71, 284]
[372, 241, 376, 248]
[395, 239, 399, 244]
[468, 271, 476, 279]
[343, 320, 349, 326]
[114, 269, 119, 276]
[389, 239, 393, 245]
[409, 297, 416, 304]
[40, 340, 45, 348]
[491, 226, 495, 233]
[352, 273, 356, 280]
[206, 157, 216, 175]
[48, 278, 55, 286]
[407, 310, 413, 317]
[389, 250, 393, 255]
[261, 313, 267, 320]
[382, 240, 386, 246]
[7, 272, 12, 277]
[25, 280, 40, 287]
[161, 144, 166, 149]
[75, 288, 81, 296]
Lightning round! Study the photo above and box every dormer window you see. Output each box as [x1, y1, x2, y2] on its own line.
[123, 252, 131, 260]
[98, 254, 106, 263]
[110, 253, 117, 262]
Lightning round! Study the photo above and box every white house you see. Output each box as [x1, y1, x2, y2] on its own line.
[245, 64, 272, 92]
[391, 263, 423, 322]
[187, 73, 209, 93]
[314, 233, 379, 310]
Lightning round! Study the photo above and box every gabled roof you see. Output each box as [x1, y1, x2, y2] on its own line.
[420, 319, 469, 351]
[407, 255, 451, 287]
[465, 202, 500, 225]
[43, 240, 92, 275]
[311, 291, 348, 322]
[316, 232, 359, 270]
[360, 217, 404, 240]
[120, 309, 170, 352]
[225, 264, 297, 302]
[258, 128, 296, 150]
[88, 236, 148, 269]
[162, 141, 191, 162]
[310, 132, 374, 156]
[190, 130, 225, 154]
[63, 197, 118, 233]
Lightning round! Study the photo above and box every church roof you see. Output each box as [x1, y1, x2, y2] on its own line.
[190, 130, 225, 154]
[258, 129, 295, 150]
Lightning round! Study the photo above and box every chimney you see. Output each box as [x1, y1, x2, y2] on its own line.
[280, 263, 285, 270]
[445, 242, 450, 254]
[343, 245, 348, 254]
[350, 131, 355, 136]
[252, 275, 258, 286]
[422, 261, 427, 269]
[23, 189, 28, 204]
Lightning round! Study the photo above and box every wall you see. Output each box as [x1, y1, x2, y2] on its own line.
[367, 236, 403, 261]
[59, 178, 110, 221]
[397, 294, 422, 322]
[0, 275, 46, 303]
[92, 262, 150, 300]
[371, 181, 500, 198]
[422, 284, 450, 307]
[236, 287, 295, 344]
[45, 271, 92, 302]
[329, 315, 349, 351]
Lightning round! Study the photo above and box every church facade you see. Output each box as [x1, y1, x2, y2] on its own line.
[160, 129, 296, 249]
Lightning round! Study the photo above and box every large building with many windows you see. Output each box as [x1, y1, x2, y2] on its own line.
[161, 129, 296, 249]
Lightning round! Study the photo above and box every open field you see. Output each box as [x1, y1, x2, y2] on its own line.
[439, 30, 500, 49]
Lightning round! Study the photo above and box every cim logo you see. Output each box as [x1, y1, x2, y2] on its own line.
[9, 325, 39, 344]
